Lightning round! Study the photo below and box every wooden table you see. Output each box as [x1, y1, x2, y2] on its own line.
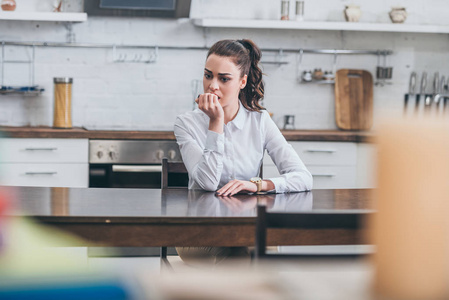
[10, 187, 374, 247]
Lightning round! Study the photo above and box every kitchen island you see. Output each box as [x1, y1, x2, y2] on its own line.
[9, 186, 373, 247]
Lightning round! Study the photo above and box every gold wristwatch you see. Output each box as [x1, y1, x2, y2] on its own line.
[250, 177, 263, 193]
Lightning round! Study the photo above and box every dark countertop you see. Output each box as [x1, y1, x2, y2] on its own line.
[0, 126, 375, 142]
[15, 187, 373, 219]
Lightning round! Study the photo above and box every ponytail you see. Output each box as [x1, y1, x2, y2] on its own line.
[207, 39, 265, 112]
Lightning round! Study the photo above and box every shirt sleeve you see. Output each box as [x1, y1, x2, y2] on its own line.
[174, 116, 224, 191]
[262, 112, 313, 193]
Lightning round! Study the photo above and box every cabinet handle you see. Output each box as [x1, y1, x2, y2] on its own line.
[305, 149, 336, 153]
[112, 165, 162, 173]
[25, 147, 58, 151]
[25, 172, 57, 175]
[311, 174, 336, 177]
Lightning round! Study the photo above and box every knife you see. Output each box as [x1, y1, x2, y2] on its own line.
[404, 72, 416, 115]
[435, 75, 445, 114]
[415, 71, 427, 114]
[425, 72, 439, 113]
[444, 77, 449, 112]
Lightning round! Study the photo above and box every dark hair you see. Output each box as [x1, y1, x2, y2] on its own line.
[207, 39, 265, 112]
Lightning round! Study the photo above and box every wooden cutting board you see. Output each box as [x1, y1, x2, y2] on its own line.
[334, 69, 373, 131]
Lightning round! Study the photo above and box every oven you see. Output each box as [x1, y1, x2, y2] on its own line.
[89, 140, 185, 189]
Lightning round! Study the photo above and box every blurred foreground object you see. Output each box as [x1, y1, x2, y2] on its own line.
[0, 187, 139, 299]
[371, 119, 449, 299]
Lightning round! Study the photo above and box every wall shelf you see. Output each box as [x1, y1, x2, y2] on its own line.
[193, 19, 449, 34]
[0, 11, 87, 22]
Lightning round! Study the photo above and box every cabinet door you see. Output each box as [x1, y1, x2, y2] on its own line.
[356, 143, 377, 188]
[308, 165, 356, 189]
[288, 141, 357, 166]
[263, 141, 358, 189]
[263, 165, 356, 189]
[0, 138, 88, 163]
[0, 163, 88, 187]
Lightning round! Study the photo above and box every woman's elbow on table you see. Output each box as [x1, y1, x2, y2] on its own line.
[303, 170, 313, 191]
[193, 173, 220, 192]
[196, 181, 219, 192]
[291, 170, 313, 192]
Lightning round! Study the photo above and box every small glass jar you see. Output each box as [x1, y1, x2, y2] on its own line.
[53, 77, 73, 128]
[281, 0, 290, 20]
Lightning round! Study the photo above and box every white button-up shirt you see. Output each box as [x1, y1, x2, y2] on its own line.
[174, 103, 313, 193]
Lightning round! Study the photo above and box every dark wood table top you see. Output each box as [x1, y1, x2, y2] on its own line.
[0, 126, 375, 142]
[9, 187, 374, 247]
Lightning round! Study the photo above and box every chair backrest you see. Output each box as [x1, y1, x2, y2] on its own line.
[161, 158, 189, 189]
[254, 204, 368, 259]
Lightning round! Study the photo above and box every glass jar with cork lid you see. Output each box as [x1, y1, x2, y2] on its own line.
[53, 77, 73, 129]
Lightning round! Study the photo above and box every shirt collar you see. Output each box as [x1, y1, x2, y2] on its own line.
[228, 102, 246, 130]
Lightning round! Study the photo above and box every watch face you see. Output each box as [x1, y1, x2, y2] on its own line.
[250, 177, 262, 182]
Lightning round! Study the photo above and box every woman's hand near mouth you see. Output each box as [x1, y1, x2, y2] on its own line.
[196, 93, 224, 133]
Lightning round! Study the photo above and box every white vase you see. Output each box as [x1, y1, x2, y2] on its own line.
[344, 5, 361, 22]
[389, 7, 407, 23]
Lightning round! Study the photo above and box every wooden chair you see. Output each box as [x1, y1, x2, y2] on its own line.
[160, 158, 189, 269]
[161, 158, 189, 189]
[254, 204, 369, 260]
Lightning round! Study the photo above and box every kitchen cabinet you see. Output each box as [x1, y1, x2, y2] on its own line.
[263, 141, 376, 189]
[356, 143, 377, 188]
[0, 138, 88, 188]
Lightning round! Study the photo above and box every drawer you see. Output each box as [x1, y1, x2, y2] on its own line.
[289, 142, 357, 166]
[0, 163, 88, 187]
[0, 138, 88, 163]
[263, 165, 356, 189]
[308, 165, 356, 189]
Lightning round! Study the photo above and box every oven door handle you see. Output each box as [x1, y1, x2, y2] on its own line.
[112, 165, 162, 173]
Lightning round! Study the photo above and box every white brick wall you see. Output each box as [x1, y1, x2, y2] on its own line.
[0, 0, 448, 130]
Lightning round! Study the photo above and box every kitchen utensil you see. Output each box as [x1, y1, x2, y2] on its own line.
[415, 71, 427, 114]
[382, 54, 393, 80]
[383, 67, 393, 79]
[53, 77, 73, 129]
[283, 115, 295, 130]
[425, 72, 439, 113]
[404, 72, 416, 115]
[375, 52, 384, 80]
[301, 70, 312, 82]
[445, 77, 449, 112]
[334, 69, 373, 130]
[435, 75, 445, 113]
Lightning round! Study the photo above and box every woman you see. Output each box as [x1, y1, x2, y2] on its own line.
[173, 39, 312, 265]
[174, 39, 312, 196]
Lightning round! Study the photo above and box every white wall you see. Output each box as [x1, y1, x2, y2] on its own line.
[0, 0, 448, 130]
